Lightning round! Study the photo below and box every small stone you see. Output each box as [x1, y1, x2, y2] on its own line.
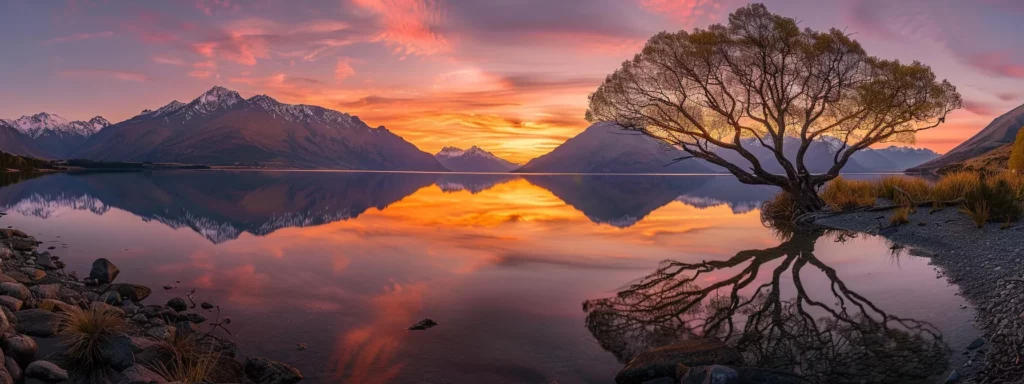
[29, 284, 60, 300]
[296, 343, 307, 351]
[163, 285, 173, 290]
[201, 302, 214, 309]
[34, 252, 57, 269]
[167, 297, 187, 312]
[145, 326, 174, 341]
[407, 318, 437, 331]
[0, 296, 23, 312]
[25, 361, 69, 383]
[0, 283, 30, 301]
[99, 291, 122, 306]
[131, 314, 147, 323]
[244, 356, 303, 384]
[17, 268, 44, 281]
[89, 258, 120, 284]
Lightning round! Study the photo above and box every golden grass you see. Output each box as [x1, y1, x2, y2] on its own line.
[931, 171, 980, 202]
[820, 176, 877, 210]
[760, 192, 799, 238]
[890, 206, 911, 226]
[878, 176, 931, 205]
[150, 334, 221, 383]
[58, 306, 126, 367]
[960, 200, 990, 229]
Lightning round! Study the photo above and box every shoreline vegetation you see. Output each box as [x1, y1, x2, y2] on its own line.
[0, 227, 304, 383]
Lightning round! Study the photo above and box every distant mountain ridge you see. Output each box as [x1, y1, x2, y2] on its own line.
[911, 103, 1024, 172]
[435, 146, 519, 172]
[0, 113, 111, 158]
[74, 86, 446, 170]
[518, 122, 712, 174]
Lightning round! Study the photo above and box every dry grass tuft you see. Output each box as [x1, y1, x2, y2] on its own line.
[890, 206, 911, 226]
[58, 306, 126, 367]
[820, 176, 877, 210]
[878, 176, 931, 205]
[150, 334, 221, 383]
[931, 171, 980, 202]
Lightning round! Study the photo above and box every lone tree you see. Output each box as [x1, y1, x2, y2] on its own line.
[586, 4, 961, 213]
[1009, 127, 1024, 172]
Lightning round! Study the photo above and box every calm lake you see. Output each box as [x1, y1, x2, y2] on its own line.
[0, 171, 979, 383]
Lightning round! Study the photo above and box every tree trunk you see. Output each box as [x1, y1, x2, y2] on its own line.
[789, 182, 825, 214]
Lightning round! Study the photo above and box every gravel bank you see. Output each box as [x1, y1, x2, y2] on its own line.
[814, 207, 1024, 384]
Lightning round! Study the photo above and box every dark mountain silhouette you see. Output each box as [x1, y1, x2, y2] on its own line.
[74, 86, 446, 171]
[518, 123, 713, 174]
[911, 103, 1024, 172]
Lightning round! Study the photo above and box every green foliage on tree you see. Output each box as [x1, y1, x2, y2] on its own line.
[1008, 127, 1024, 172]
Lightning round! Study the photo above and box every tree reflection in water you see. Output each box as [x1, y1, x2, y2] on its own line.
[583, 229, 949, 383]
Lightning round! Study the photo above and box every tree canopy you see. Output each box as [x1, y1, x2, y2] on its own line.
[586, 3, 961, 211]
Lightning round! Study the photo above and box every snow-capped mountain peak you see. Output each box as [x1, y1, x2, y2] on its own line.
[151, 101, 186, 117]
[172, 86, 244, 119]
[1, 112, 109, 138]
[434, 145, 520, 172]
[437, 146, 466, 157]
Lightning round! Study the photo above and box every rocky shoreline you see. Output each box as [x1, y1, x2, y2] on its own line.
[813, 207, 1024, 384]
[0, 227, 304, 383]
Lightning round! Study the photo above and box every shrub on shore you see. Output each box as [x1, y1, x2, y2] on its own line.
[58, 306, 125, 377]
[820, 177, 877, 210]
[931, 172, 980, 202]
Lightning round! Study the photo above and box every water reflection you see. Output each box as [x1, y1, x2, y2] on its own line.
[0, 172, 774, 242]
[582, 229, 950, 383]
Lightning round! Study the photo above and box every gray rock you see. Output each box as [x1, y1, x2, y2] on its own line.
[13, 309, 59, 337]
[0, 283, 30, 302]
[131, 314, 147, 323]
[100, 333, 136, 371]
[167, 297, 187, 312]
[24, 361, 68, 382]
[615, 338, 741, 384]
[37, 299, 73, 313]
[2, 334, 36, 366]
[115, 364, 166, 384]
[89, 258, 120, 284]
[4, 357, 20, 382]
[99, 291, 123, 306]
[681, 365, 740, 384]
[145, 326, 174, 342]
[111, 284, 152, 302]
[28, 284, 60, 300]
[967, 337, 985, 350]
[945, 369, 960, 383]
[0, 276, 15, 285]
[200, 302, 214, 309]
[243, 356, 304, 384]
[91, 302, 126, 317]
[34, 252, 57, 269]
[0, 296, 22, 312]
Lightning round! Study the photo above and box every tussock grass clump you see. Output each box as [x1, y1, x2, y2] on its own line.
[878, 176, 931, 206]
[820, 176, 877, 210]
[931, 171, 980, 202]
[962, 178, 1023, 225]
[960, 200, 990, 229]
[890, 206, 911, 226]
[988, 171, 1024, 200]
[761, 192, 799, 237]
[150, 333, 222, 383]
[58, 306, 126, 367]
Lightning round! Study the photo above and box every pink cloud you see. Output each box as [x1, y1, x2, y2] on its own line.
[639, 0, 721, 23]
[44, 30, 113, 44]
[335, 59, 356, 82]
[966, 51, 1024, 78]
[961, 99, 997, 116]
[58, 69, 150, 82]
[195, 0, 240, 16]
[352, 0, 452, 56]
[152, 55, 187, 66]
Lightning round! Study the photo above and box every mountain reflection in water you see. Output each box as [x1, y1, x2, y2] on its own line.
[0, 171, 774, 243]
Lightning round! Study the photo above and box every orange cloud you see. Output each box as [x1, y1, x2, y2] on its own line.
[352, 0, 452, 56]
[332, 281, 426, 383]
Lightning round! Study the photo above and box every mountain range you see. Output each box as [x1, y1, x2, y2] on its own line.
[435, 146, 519, 172]
[0, 86, 941, 173]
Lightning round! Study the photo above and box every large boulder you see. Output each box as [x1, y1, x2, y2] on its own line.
[208, 355, 244, 383]
[111, 284, 152, 302]
[2, 334, 37, 366]
[24, 361, 68, 383]
[114, 364, 166, 384]
[0, 367, 12, 384]
[0, 283, 30, 302]
[166, 297, 187, 312]
[17, 268, 45, 282]
[13, 309, 60, 337]
[36, 299, 74, 313]
[99, 291, 122, 306]
[243, 356, 304, 384]
[34, 252, 57, 269]
[99, 333, 136, 372]
[89, 258, 120, 284]
[615, 338, 741, 384]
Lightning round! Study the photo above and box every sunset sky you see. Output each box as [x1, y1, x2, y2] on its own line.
[3, 0, 1024, 163]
